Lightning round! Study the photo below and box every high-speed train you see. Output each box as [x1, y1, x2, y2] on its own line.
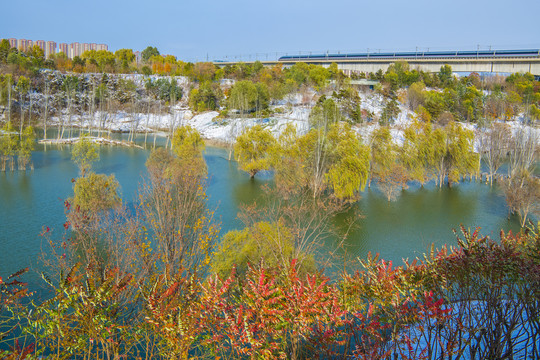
[278, 49, 540, 61]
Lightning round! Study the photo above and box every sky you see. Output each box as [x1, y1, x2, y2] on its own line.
[2, 0, 540, 62]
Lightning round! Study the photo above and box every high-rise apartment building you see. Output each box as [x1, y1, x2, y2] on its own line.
[69, 42, 81, 58]
[58, 43, 69, 56]
[8, 38, 17, 49]
[35, 40, 45, 53]
[17, 39, 28, 52]
[45, 41, 57, 59]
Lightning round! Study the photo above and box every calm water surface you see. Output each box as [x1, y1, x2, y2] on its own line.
[0, 136, 524, 289]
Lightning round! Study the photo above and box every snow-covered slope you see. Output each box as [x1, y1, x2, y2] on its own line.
[46, 89, 538, 151]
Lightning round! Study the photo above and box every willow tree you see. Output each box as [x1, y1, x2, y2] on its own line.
[326, 123, 370, 201]
[369, 127, 397, 188]
[284, 121, 368, 201]
[400, 121, 444, 186]
[295, 129, 327, 197]
[171, 125, 204, 156]
[171, 124, 206, 174]
[431, 122, 478, 187]
[273, 124, 309, 194]
[15, 76, 29, 138]
[400, 121, 428, 184]
[234, 125, 277, 178]
[0, 121, 17, 171]
[445, 122, 479, 185]
[17, 126, 35, 170]
[431, 126, 448, 187]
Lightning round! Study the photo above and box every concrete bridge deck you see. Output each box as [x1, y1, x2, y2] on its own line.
[214, 56, 540, 76]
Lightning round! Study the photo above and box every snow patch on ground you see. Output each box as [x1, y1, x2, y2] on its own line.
[50, 103, 315, 143]
[360, 92, 385, 116]
[47, 87, 538, 153]
[185, 110, 310, 142]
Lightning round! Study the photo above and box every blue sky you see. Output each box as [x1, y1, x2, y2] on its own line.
[2, 0, 539, 62]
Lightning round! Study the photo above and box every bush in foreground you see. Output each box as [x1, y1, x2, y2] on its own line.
[1, 224, 539, 359]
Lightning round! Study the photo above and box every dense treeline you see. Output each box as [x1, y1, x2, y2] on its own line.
[2, 39, 540, 127]
[1, 131, 539, 359]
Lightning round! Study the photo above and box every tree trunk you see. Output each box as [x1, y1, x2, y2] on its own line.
[144, 101, 150, 148]
[29, 93, 33, 128]
[68, 92, 74, 138]
[7, 76, 11, 123]
[521, 214, 527, 228]
[19, 94, 24, 139]
[43, 79, 49, 140]
[90, 78, 95, 136]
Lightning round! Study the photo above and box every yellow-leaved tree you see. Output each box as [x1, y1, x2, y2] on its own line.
[234, 125, 277, 178]
[326, 123, 370, 201]
[142, 125, 218, 280]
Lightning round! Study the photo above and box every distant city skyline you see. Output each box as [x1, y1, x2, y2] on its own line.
[6, 38, 108, 59]
[2, 0, 539, 62]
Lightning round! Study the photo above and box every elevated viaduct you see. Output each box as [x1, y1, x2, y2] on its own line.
[214, 50, 540, 76]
